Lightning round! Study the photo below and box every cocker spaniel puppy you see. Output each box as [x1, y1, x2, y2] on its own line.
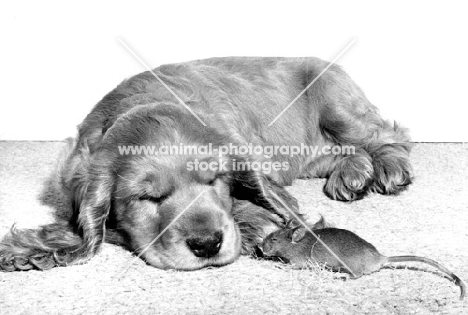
[0, 57, 412, 271]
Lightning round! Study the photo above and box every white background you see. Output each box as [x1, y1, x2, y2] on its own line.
[1, 1, 467, 142]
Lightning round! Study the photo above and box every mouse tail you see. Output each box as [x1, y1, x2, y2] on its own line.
[387, 256, 466, 300]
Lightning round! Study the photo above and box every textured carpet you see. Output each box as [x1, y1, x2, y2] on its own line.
[0, 142, 467, 314]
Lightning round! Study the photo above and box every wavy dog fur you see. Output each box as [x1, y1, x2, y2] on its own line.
[0, 57, 412, 271]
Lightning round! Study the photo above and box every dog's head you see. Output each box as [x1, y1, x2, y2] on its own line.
[75, 104, 297, 270]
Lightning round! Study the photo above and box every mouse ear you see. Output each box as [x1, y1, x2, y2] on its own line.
[291, 226, 307, 243]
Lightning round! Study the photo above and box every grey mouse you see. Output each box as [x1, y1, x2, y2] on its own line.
[261, 223, 466, 300]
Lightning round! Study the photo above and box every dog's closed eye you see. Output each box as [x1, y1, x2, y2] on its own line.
[138, 193, 170, 204]
[206, 172, 229, 186]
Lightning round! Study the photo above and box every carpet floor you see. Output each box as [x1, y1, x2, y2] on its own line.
[0, 142, 467, 314]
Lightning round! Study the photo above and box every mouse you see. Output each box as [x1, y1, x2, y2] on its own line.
[261, 223, 466, 300]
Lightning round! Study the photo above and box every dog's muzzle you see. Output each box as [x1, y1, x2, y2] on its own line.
[186, 231, 223, 258]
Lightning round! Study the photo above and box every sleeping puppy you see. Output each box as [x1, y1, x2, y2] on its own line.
[0, 57, 412, 271]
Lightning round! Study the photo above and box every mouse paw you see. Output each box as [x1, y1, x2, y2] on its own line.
[324, 153, 374, 201]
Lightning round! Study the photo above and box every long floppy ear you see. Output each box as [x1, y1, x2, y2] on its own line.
[228, 155, 303, 224]
[72, 164, 113, 259]
[55, 151, 113, 263]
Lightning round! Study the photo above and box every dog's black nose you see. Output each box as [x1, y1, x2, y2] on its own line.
[186, 231, 223, 258]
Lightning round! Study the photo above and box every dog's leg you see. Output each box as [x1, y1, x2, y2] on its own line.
[304, 64, 412, 200]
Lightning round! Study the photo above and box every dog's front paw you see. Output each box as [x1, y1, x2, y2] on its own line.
[0, 254, 38, 272]
[14, 256, 35, 271]
[370, 144, 413, 195]
[0, 245, 79, 272]
[0, 251, 78, 272]
[29, 253, 57, 270]
[324, 154, 374, 201]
